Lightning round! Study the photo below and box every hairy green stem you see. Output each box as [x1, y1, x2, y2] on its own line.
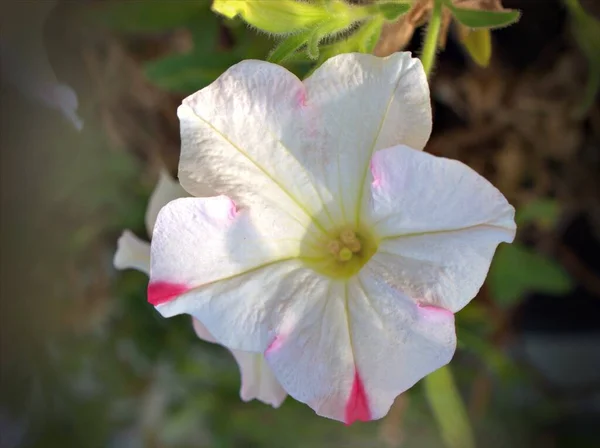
[421, 0, 443, 77]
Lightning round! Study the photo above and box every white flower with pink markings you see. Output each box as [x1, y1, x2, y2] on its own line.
[148, 53, 516, 424]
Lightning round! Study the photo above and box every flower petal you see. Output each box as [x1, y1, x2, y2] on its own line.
[145, 169, 189, 236]
[113, 230, 151, 275]
[191, 317, 217, 344]
[149, 196, 325, 351]
[178, 53, 430, 229]
[365, 145, 516, 236]
[231, 351, 287, 408]
[304, 53, 432, 225]
[372, 228, 509, 313]
[364, 145, 516, 312]
[348, 270, 456, 421]
[192, 318, 287, 407]
[265, 271, 455, 423]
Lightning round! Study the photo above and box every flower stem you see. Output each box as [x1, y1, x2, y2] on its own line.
[421, 0, 443, 78]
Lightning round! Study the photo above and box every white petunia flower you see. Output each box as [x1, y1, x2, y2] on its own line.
[114, 169, 286, 408]
[149, 53, 516, 424]
[0, 1, 83, 130]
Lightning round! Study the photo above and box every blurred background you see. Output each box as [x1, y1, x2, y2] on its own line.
[1, 0, 599, 447]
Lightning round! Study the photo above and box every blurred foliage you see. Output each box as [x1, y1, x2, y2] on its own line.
[91, 0, 208, 32]
[489, 199, 573, 307]
[489, 244, 573, 308]
[423, 366, 475, 448]
[563, 0, 600, 115]
[92, 0, 523, 86]
[515, 198, 561, 230]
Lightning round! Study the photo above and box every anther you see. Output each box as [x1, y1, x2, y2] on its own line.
[327, 240, 342, 255]
[340, 228, 357, 245]
[346, 239, 362, 253]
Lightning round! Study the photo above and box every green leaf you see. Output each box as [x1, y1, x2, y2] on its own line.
[377, 1, 411, 21]
[489, 244, 573, 307]
[516, 198, 561, 229]
[89, 0, 209, 32]
[462, 28, 491, 67]
[443, 0, 520, 29]
[268, 30, 312, 64]
[423, 366, 476, 448]
[144, 52, 239, 93]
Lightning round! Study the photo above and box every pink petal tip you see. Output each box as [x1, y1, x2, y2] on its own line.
[344, 370, 371, 425]
[147, 281, 189, 306]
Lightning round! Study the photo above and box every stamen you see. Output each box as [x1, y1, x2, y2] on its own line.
[300, 224, 377, 278]
[340, 228, 357, 245]
[346, 239, 361, 253]
[327, 240, 342, 256]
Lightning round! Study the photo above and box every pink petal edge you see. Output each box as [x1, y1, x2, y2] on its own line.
[148, 281, 190, 306]
[265, 335, 285, 355]
[417, 303, 454, 321]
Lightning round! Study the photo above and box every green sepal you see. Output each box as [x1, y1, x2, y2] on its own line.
[462, 28, 491, 67]
[268, 30, 313, 64]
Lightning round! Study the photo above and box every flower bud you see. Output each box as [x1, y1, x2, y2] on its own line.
[212, 0, 331, 34]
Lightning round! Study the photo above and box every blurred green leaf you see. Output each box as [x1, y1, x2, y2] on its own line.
[144, 52, 239, 93]
[423, 366, 476, 448]
[458, 328, 517, 379]
[462, 28, 491, 67]
[443, 0, 520, 29]
[377, 1, 411, 21]
[188, 8, 221, 53]
[564, 0, 600, 115]
[516, 198, 561, 229]
[90, 0, 209, 32]
[489, 244, 573, 307]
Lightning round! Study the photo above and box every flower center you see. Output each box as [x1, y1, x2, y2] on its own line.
[301, 226, 378, 279]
